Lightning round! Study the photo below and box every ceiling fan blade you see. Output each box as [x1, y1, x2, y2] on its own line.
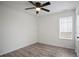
[25, 7, 35, 10]
[36, 11, 39, 14]
[28, 1, 36, 6]
[42, 2, 50, 7]
[41, 8, 50, 12]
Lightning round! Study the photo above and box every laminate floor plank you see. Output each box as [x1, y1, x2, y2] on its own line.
[0, 43, 76, 57]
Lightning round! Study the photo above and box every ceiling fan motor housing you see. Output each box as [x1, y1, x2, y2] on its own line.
[36, 2, 41, 7]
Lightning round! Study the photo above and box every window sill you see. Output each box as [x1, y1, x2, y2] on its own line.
[59, 38, 72, 40]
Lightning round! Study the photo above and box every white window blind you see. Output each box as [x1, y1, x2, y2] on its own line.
[59, 16, 73, 39]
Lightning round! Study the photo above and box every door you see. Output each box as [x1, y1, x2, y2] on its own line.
[75, 7, 79, 56]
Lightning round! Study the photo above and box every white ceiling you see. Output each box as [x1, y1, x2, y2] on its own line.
[1, 1, 79, 16]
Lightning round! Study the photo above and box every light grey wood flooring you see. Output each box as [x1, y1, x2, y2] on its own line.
[0, 43, 76, 57]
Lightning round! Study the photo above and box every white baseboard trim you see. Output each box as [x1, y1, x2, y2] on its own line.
[0, 41, 37, 56]
[38, 41, 74, 49]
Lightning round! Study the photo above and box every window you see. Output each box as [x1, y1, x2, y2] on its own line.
[59, 16, 73, 39]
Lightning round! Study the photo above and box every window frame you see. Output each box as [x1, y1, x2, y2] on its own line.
[59, 16, 73, 40]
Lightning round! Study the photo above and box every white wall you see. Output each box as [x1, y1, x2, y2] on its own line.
[38, 10, 75, 49]
[0, 4, 37, 55]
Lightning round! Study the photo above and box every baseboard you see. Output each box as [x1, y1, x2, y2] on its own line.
[0, 41, 37, 56]
[38, 41, 74, 49]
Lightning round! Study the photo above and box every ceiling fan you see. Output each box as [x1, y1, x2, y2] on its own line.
[25, 1, 51, 14]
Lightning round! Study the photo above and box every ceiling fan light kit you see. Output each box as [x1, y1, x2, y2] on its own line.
[25, 1, 51, 14]
[36, 7, 41, 11]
